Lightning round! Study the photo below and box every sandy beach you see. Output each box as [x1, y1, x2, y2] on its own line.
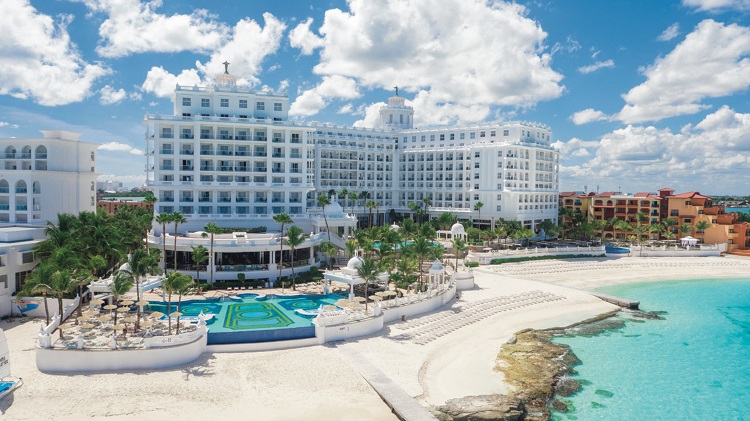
[2, 255, 749, 419]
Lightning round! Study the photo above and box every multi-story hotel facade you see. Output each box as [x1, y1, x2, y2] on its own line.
[144, 70, 560, 282]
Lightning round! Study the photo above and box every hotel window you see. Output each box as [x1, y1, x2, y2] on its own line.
[480, 131, 486, 138]
[421, 136, 426, 142]
[450, 133, 455, 140]
[474, 152, 480, 158]
[256, 102, 265, 111]
[239, 99, 247, 108]
[274, 103, 282, 111]
[220, 98, 229, 107]
[440, 134, 445, 141]
[460, 133, 465, 140]
[490, 131, 496, 137]
[503, 130, 509, 136]
[497, 151, 503, 157]
[182, 97, 191, 106]
[470, 132, 476, 139]
[474, 162, 480, 169]
[411, 136, 416, 141]
[201, 98, 210, 107]
[430, 135, 435, 141]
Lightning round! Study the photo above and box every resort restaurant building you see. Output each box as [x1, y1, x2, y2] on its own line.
[144, 67, 560, 282]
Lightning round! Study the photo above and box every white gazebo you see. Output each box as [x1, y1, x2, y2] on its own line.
[322, 255, 388, 298]
[428, 259, 445, 290]
[680, 236, 699, 247]
[438, 222, 467, 242]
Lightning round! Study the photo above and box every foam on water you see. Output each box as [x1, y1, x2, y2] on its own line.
[552, 278, 750, 420]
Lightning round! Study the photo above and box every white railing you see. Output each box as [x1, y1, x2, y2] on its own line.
[148, 232, 326, 248]
[467, 245, 606, 264]
[144, 325, 206, 348]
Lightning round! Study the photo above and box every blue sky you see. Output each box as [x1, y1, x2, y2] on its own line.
[1, 0, 750, 194]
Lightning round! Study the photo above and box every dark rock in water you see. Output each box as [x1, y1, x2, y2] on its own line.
[435, 394, 525, 421]
[577, 379, 592, 386]
[550, 399, 569, 412]
[629, 310, 666, 320]
[555, 378, 581, 397]
[591, 401, 606, 409]
[595, 389, 614, 398]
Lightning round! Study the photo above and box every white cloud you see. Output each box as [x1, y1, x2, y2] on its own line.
[658, 23, 681, 41]
[0, 122, 19, 129]
[551, 137, 601, 159]
[616, 20, 750, 124]
[141, 13, 286, 98]
[289, 18, 324, 55]
[682, 0, 750, 11]
[0, 0, 110, 106]
[578, 59, 615, 74]
[338, 103, 353, 114]
[129, 91, 142, 101]
[563, 106, 750, 191]
[570, 108, 609, 125]
[75, 0, 229, 58]
[99, 85, 127, 105]
[98, 141, 143, 155]
[97, 174, 146, 187]
[297, 0, 563, 123]
[353, 102, 385, 128]
[290, 75, 361, 116]
[141, 67, 201, 98]
[551, 36, 582, 56]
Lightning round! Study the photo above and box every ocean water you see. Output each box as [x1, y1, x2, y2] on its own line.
[726, 207, 750, 214]
[552, 278, 750, 420]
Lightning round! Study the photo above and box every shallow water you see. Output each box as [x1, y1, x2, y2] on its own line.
[552, 278, 750, 420]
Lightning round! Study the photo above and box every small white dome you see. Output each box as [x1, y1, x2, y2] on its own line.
[346, 256, 364, 270]
[118, 262, 130, 272]
[389, 224, 400, 231]
[429, 259, 444, 271]
[326, 202, 343, 213]
[450, 222, 465, 234]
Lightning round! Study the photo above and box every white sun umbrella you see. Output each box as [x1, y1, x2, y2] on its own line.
[103, 304, 118, 311]
[136, 300, 150, 308]
[91, 299, 105, 306]
[81, 323, 95, 330]
[368, 295, 382, 301]
[353, 297, 366, 303]
[123, 316, 137, 324]
[116, 307, 130, 313]
[120, 300, 135, 306]
[169, 311, 183, 318]
[149, 311, 165, 319]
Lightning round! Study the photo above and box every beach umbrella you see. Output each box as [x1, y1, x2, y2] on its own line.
[353, 297, 366, 303]
[77, 316, 89, 323]
[149, 311, 165, 319]
[59, 322, 76, 331]
[81, 323, 95, 329]
[140, 321, 153, 328]
[323, 305, 337, 311]
[83, 310, 99, 317]
[124, 316, 137, 324]
[117, 307, 130, 313]
[384, 291, 397, 297]
[375, 291, 388, 297]
[103, 304, 117, 311]
[98, 315, 112, 322]
[112, 324, 126, 332]
[169, 311, 183, 318]
[120, 300, 135, 306]
[91, 299, 105, 305]
[136, 300, 150, 308]
[369, 295, 382, 301]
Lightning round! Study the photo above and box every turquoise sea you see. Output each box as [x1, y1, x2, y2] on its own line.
[727, 207, 750, 214]
[552, 278, 750, 420]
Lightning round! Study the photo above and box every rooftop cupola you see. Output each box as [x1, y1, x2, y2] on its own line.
[377, 86, 414, 130]
[215, 60, 237, 89]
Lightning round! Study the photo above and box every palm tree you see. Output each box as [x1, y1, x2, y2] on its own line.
[366, 200, 377, 228]
[473, 201, 484, 227]
[201, 222, 222, 284]
[23, 261, 58, 325]
[680, 222, 693, 237]
[421, 197, 432, 224]
[539, 219, 557, 241]
[272, 213, 293, 283]
[170, 211, 187, 272]
[359, 191, 371, 223]
[662, 218, 678, 240]
[174, 274, 195, 335]
[348, 192, 359, 216]
[615, 219, 633, 242]
[284, 225, 309, 290]
[408, 201, 423, 223]
[694, 220, 712, 242]
[408, 237, 433, 290]
[155, 213, 172, 274]
[355, 257, 379, 311]
[319, 241, 337, 270]
[317, 194, 332, 243]
[632, 225, 649, 255]
[452, 237, 469, 272]
[109, 270, 134, 326]
[191, 245, 208, 283]
[125, 248, 161, 331]
[339, 188, 349, 211]
[162, 271, 192, 335]
[636, 211, 649, 227]
[592, 219, 607, 244]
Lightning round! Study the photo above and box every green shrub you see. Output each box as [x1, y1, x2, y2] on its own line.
[465, 261, 480, 268]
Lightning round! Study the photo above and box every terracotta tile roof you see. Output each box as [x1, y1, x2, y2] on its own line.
[672, 191, 712, 199]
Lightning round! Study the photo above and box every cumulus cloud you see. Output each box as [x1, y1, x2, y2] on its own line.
[570, 108, 610, 125]
[97, 174, 146, 186]
[74, 0, 229, 58]
[98, 141, 143, 155]
[616, 20, 750, 124]
[0, 0, 110, 106]
[578, 59, 615, 74]
[289, 18, 324, 55]
[290, 75, 360, 116]
[551, 137, 601, 159]
[682, 0, 750, 11]
[140, 14, 285, 98]
[0, 122, 19, 129]
[563, 106, 750, 191]
[293, 0, 563, 123]
[658, 23, 681, 41]
[99, 85, 126, 105]
[141, 67, 201, 98]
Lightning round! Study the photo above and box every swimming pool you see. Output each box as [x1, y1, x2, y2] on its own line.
[146, 293, 344, 344]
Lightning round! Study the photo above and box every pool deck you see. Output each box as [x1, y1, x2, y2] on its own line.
[337, 346, 437, 421]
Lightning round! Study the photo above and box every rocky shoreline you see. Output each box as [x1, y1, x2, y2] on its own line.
[431, 310, 625, 420]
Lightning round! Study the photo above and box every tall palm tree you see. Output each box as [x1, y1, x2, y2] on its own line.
[201, 222, 222, 284]
[473, 201, 484, 227]
[272, 213, 293, 283]
[339, 188, 348, 210]
[408, 201, 423, 223]
[284, 225, 309, 290]
[359, 191, 371, 224]
[365, 200, 377, 228]
[421, 197, 432, 224]
[162, 271, 192, 335]
[355, 257, 379, 311]
[23, 261, 57, 325]
[694, 220, 712, 242]
[319, 241, 337, 270]
[317, 194, 332, 243]
[174, 274, 195, 335]
[170, 211, 187, 273]
[191, 245, 208, 283]
[155, 213, 172, 273]
[632, 225, 649, 255]
[125, 248, 161, 331]
[452, 237, 469, 272]
[615, 219, 633, 241]
[408, 237, 433, 290]
[680, 222, 693, 237]
[348, 192, 359, 217]
[109, 270, 134, 326]
[662, 218, 678, 240]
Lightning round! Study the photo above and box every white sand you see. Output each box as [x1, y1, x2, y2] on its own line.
[3, 255, 749, 418]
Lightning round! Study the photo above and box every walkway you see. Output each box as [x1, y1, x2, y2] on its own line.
[336, 346, 438, 421]
[391, 290, 566, 345]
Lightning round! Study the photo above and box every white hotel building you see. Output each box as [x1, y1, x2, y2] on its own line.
[144, 70, 559, 282]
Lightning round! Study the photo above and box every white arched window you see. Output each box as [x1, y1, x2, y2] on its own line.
[21, 146, 31, 159]
[15, 180, 27, 194]
[0, 180, 8, 194]
[35, 145, 47, 159]
[4, 146, 16, 159]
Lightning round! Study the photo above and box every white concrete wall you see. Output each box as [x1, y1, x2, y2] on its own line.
[317, 314, 384, 342]
[36, 327, 207, 373]
[467, 246, 606, 264]
[206, 337, 320, 353]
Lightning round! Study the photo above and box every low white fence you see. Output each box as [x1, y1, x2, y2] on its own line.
[467, 245, 606, 265]
[633, 245, 721, 257]
[144, 327, 205, 348]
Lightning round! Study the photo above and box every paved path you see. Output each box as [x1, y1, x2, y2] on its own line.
[336, 346, 437, 421]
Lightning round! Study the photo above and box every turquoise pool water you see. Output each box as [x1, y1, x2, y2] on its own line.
[552, 278, 750, 420]
[146, 293, 343, 333]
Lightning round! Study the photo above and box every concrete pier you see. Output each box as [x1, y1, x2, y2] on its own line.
[591, 293, 640, 309]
